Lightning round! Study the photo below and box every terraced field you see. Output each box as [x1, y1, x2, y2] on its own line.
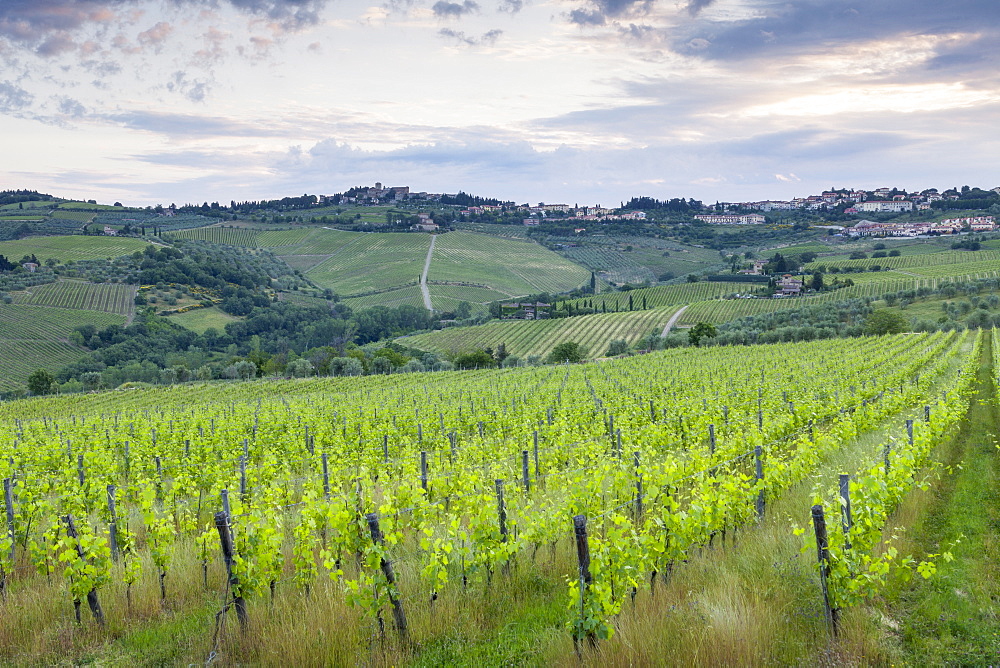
[0, 236, 147, 262]
[400, 306, 677, 359]
[0, 304, 126, 393]
[12, 280, 136, 316]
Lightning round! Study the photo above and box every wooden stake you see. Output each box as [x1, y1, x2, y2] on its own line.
[63, 515, 105, 626]
[811, 505, 839, 636]
[214, 511, 248, 632]
[365, 513, 408, 640]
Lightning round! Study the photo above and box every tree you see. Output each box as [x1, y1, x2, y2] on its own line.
[688, 322, 717, 347]
[546, 341, 588, 363]
[605, 339, 629, 357]
[811, 271, 824, 291]
[27, 369, 56, 395]
[864, 309, 907, 335]
[454, 349, 496, 369]
[286, 358, 314, 378]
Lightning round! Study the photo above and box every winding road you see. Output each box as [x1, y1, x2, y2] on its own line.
[662, 304, 689, 336]
[420, 235, 436, 311]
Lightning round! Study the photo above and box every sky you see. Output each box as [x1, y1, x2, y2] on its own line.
[1, 0, 999, 207]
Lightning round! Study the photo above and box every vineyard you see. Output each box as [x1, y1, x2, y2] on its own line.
[171, 226, 261, 247]
[400, 307, 679, 359]
[342, 286, 426, 311]
[306, 234, 431, 297]
[12, 280, 136, 316]
[0, 236, 148, 263]
[566, 281, 763, 311]
[807, 249, 1000, 271]
[428, 232, 590, 297]
[0, 330, 983, 664]
[0, 305, 126, 393]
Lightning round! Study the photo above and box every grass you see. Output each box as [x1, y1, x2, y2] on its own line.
[868, 334, 1000, 664]
[0, 236, 147, 263]
[167, 306, 241, 333]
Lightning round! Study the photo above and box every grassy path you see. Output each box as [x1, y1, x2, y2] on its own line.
[880, 332, 1000, 664]
[421, 234, 436, 311]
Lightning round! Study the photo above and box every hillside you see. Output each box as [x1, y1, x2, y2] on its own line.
[175, 225, 591, 309]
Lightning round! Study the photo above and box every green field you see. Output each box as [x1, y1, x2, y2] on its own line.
[342, 286, 426, 311]
[0, 236, 147, 262]
[0, 304, 125, 393]
[171, 226, 261, 247]
[808, 249, 1000, 271]
[429, 232, 590, 298]
[164, 226, 593, 307]
[400, 306, 678, 358]
[558, 237, 723, 285]
[566, 281, 764, 311]
[167, 306, 241, 333]
[12, 280, 135, 316]
[306, 233, 431, 297]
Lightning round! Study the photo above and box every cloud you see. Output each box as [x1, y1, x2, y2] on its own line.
[438, 28, 502, 45]
[57, 97, 87, 117]
[0, 81, 34, 113]
[566, 0, 651, 26]
[137, 21, 173, 52]
[432, 0, 480, 18]
[496, 0, 522, 14]
[166, 71, 211, 103]
[684, 0, 714, 16]
[0, 0, 330, 56]
[674, 0, 1000, 67]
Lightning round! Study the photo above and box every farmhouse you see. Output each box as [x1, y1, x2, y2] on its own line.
[855, 201, 914, 213]
[777, 275, 803, 296]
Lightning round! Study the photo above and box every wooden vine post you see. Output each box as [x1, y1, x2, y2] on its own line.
[810, 505, 839, 636]
[572, 514, 595, 654]
[63, 514, 106, 626]
[365, 513, 409, 640]
[838, 474, 852, 550]
[107, 484, 119, 563]
[754, 445, 765, 520]
[214, 511, 249, 632]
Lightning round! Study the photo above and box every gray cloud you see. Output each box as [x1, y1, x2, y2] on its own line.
[438, 28, 502, 45]
[685, 0, 713, 16]
[567, 0, 650, 26]
[432, 0, 480, 17]
[675, 0, 1000, 66]
[0, 0, 329, 56]
[57, 97, 87, 117]
[497, 0, 523, 14]
[0, 81, 34, 113]
[166, 71, 211, 103]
